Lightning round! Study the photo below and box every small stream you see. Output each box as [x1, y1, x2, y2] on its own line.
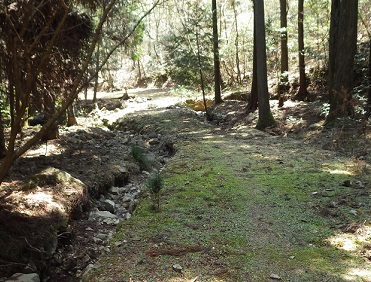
[42, 179, 144, 282]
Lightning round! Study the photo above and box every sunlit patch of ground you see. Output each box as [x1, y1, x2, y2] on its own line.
[328, 223, 371, 281]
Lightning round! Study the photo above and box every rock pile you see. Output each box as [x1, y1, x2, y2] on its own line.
[43, 182, 143, 282]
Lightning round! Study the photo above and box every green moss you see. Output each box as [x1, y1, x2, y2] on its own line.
[88, 111, 371, 282]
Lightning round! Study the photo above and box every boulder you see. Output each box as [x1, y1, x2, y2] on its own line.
[103, 199, 115, 213]
[5, 273, 40, 282]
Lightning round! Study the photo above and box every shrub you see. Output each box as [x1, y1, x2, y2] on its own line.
[131, 144, 151, 171]
[146, 172, 163, 211]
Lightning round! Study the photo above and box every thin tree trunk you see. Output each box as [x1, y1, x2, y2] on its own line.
[295, 0, 309, 101]
[368, 40, 371, 112]
[0, 0, 116, 183]
[196, 31, 211, 120]
[247, 26, 258, 113]
[0, 112, 6, 158]
[278, 0, 289, 107]
[232, 0, 241, 84]
[361, 15, 371, 113]
[212, 0, 223, 104]
[93, 39, 100, 105]
[0, 0, 161, 184]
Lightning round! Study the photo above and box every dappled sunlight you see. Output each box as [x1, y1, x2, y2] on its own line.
[22, 191, 65, 215]
[166, 276, 225, 282]
[3, 168, 85, 221]
[328, 169, 353, 175]
[26, 143, 65, 157]
[326, 224, 371, 280]
[343, 268, 371, 281]
[327, 224, 371, 251]
[200, 133, 223, 140]
[328, 234, 359, 251]
[321, 162, 354, 176]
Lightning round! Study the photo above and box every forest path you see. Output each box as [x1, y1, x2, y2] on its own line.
[84, 93, 371, 282]
[81, 87, 184, 112]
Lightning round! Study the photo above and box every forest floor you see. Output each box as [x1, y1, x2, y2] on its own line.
[1, 88, 371, 281]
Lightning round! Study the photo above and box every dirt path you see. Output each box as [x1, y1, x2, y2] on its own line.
[83, 105, 371, 282]
[81, 87, 184, 112]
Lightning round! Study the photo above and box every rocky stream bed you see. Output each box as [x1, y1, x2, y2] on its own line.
[0, 89, 184, 282]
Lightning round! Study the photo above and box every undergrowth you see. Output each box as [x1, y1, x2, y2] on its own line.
[131, 144, 151, 171]
[146, 171, 163, 211]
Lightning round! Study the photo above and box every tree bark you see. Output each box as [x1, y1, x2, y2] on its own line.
[93, 39, 101, 105]
[295, 0, 309, 101]
[67, 104, 78, 127]
[368, 39, 371, 113]
[326, 0, 358, 123]
[278, 0, 289, 107]
[247, 25, 258, 113]
[0, 112, 6, 159]
[232, 0, 242, 84]
[0, 0, 117, 183]
[254, 0, 276, 130]
[212, 0, 223, 104]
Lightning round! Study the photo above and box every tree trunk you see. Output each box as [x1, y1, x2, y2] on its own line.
[212, 0, 223, 104]
[254, 0, 276, 130]
[41, 96, 59, 141]
[326, 0, 358, 123]
[247, 25, 258, 113]
[295, 0, 309, 101]
[278, 0, 289, 107]
[196, 31, 211, 120]
[368, 39, 371, 113]
[0, 112, 6, 159]
[0, 0, 159, 184]
[67, 104, 78, 126]
[93, 39, 100, 105]
[232, 0, 241, 84]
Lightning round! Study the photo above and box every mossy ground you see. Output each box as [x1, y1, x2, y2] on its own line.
[85, 108, 371, 282]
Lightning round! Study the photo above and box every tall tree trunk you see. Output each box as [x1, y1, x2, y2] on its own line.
[0, 68, 6, 158]
[295, 0, 309, 101]
[247, 24, 258, 113]
[212, 0, 223, 104]
[93, 39, 100, 105]
[368, 39, 371, 113]
[0, 112, 6, 159]
[326, 0, 358, 123]
[232, 0, 241, 84]
[254, 0, 276, 130]
[278, 0, 289, 107]
[196, 31, 211, 120]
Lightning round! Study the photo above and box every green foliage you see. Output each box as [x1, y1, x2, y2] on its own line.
[146, 171, 163, 211]
[163, 4, 213, 89]
[131, 144, 151, 171]
[130, 21, 145, 62]
[89, 0, 146, 85]
[353, 42, 370, 114]
[0, 84, 10, 126]
[169, 85, 198, 99]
